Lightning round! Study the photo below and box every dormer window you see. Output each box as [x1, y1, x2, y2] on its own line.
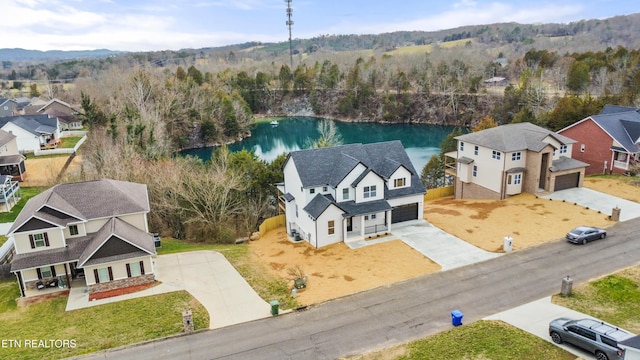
[69, 225, 79, 236]
[363, 185, 377, 198]
[309, 188, 315, 194]
[394, 178, 406, 188]
[29, 233, 49, 248]
[559, 144, 567, 154]
[342, 188, 349, 200]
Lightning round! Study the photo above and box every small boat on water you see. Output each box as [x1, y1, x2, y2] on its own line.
[270, 120, 279, 126]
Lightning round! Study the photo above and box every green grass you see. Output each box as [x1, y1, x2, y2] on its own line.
[0, 187, 46, 223]
[0, 235, 7, 246]
[58, 136, 83, 149]
[395, 321, 574, 360]
[0, 280, 208, 360]
[157, 238, 298, 309]
[553, 269, 640, 333]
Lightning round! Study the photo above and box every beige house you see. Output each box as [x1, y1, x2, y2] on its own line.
[445, 123, 589, 200]
[9, 179, 156, 298]
[0, 129, 26, 182]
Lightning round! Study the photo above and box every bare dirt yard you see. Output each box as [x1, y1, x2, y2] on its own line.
[254, 176, 636, 306]
[22, 155, 82, 187]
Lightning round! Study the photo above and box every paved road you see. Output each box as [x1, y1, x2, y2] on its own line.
[78, 218, 640, 360]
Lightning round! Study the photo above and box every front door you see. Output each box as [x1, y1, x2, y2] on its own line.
[539, 153, 549, 190]
[346, 217, 352, 232]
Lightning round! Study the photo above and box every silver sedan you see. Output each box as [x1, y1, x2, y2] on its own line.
[566, 226, 607, 245]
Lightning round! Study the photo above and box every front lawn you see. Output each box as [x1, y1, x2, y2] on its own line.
[395, 321, 575, 360]
[157, 238, 297, 309]
[553, 266, 640, 333]
[0, 280, 208, 360]
[0, 187, 46, 223]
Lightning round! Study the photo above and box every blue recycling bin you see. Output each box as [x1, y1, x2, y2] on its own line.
[451, 310, 463, 326]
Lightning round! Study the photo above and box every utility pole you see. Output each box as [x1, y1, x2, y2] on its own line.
[285, 0, 294, 68]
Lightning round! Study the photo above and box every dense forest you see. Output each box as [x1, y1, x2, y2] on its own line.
[2, 13, 640, 243]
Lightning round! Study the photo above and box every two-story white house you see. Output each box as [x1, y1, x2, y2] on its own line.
[445, 122, 589, 200]
[9, 179, 157, 298]
[279, 141, 426, 248]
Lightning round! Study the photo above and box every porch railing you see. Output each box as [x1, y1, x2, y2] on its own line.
[614, 160, 629, 170]
[364, 224, 388, 235]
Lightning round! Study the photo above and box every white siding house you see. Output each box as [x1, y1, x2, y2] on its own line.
[280, 141, 426, 248]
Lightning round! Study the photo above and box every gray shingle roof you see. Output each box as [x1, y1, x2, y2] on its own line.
[303, 194, 340, 219]
[588, 110, 640, 153]
[0, 129, 15, 146]
[10, 236, 89, 272]
[599, 104, 639, 115]
[78, 217, 156, 267]
[9, 179, 149, 235]
[455, 123, 576, 153]
[550, 157, 590, 172]
[338, 199, 392, 217]
[288, 141, 425, 197]
[0, 114, 58, 136]
[0, 154, 24, 166]
[282, 193, 294, 202]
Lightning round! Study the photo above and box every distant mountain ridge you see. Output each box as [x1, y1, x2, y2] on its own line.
[0, 48, 125, 61]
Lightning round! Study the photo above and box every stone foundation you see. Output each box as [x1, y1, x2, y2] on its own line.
[88, 274, 155, 294]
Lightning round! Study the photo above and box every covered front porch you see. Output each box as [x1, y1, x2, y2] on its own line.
[610, 146, 639, 173]
[341, 200, 393, 241]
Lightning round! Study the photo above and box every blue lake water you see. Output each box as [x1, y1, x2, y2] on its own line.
[182, 117, 455, 172]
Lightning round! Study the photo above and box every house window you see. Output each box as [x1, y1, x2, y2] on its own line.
[371, 214, 377, 220]
[473, 165, 477, 177]
[342, 188, 349, 200]
[126, 261, 145, 277]
[295, 205, 298, 218]
[459, 142, 464, 151]
[394, 178, 406, 187]
[94, 267, 113, 283]
[29, 233, 49, 248]
[364, 215, 369, 221]
[559, 144, 567, 154]
[474, 146, 478, 155]
[322, 186, 328, 192]
[512, 152, 521, 161]
[309, 188, 315, 194]
[492, 150, 501, 160]
[363, 185, 377, 198]
[38, 266, 54, 279]
[69, 225, 79, 236]
[328, 220, 335, 235]
[514, 174, 522, 185]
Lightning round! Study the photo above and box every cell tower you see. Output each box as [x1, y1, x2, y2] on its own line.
[285, 0, 294, 67]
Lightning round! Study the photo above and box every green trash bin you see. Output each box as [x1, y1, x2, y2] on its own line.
[270, 300, 279, 316]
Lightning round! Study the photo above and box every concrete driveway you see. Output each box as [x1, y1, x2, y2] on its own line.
[485, 297, 595, 359]
[155, 251, 271, 329]
[347, 220, 502, 270]
[541, 187, 640, 222]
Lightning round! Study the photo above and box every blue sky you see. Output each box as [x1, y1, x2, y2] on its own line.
[4, 0, 640, 52]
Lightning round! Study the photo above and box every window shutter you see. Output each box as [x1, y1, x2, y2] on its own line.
[93, 269, 100, 284]
[140, 261, 145, 275]
[126, 263, 131, 278]
[29, 234, 35, 249]
[36, 268, 42, 279]
[108, 267, 113, 281]
[44, 233, 50, 246]
[51, 266, 56, 277]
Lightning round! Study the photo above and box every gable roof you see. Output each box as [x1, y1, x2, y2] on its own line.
[303, 194, 343, 219]
[579, 108, 640, 153]
[78, 217, 155, 267]
[455, 122, 576, 152]
[0, 129, 16, 146]
[0, 114, 58, 136]
[599, 104, 640, 115]
[287, 141, 425, 196]
[9, 179, 150, 234]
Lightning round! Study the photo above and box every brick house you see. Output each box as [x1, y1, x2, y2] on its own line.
[445, 123, 589, 200]
[9, 179, 156, 297]
[558, 105, 640, 175]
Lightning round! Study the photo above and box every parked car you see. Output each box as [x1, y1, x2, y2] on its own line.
[566, 226, 607, 244]
[549, 317, 634, 360]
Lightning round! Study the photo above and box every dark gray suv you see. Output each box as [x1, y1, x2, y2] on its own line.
[549, 317, 634, 360]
